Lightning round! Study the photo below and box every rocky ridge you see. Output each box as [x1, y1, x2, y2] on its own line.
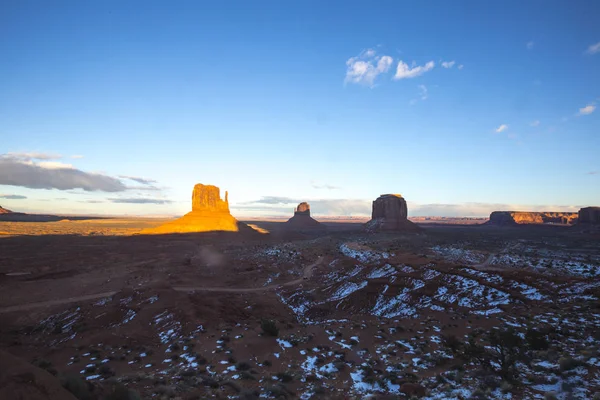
[487, 211, 578, 226]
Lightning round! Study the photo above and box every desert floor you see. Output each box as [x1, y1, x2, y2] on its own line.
[1, 219, 599, 399]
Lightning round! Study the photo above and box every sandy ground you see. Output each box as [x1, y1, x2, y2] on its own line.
[0, 219, 599, 399]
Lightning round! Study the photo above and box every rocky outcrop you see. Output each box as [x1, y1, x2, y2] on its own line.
[578, 207, 600, 224]
[141, 184, 241, 234]
[487, 211, 578, 226]
[284, 202, 325, 231]
[0, 205, 11, 214]
[365, 194, 419, 231]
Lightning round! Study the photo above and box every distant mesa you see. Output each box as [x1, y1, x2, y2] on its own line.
[578, 207, 600, 224]
[141, 183, 245, 234]
[487, 211, 578, 226]
[365, 194, 419, 232]
[284, 202, 325, 231]
[0, 205, 12, 214]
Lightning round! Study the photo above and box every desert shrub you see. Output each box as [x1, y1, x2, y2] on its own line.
[240, 371, 256, 380]
[236, 361, 251, 371]
[103, 384, 141, 400]
[559, 357, 584, 372]
[262, 360, 272, 367]
[525, 328, 550, 350]
[261, 319, 279, 337]
[276, 372, 294, 382]
[61, 374, 95, 400]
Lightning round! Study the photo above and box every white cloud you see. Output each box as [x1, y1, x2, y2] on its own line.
[108, 198, 173, 204]
[393, 60, 435, 80]
[6, 152, 62, 160]
[526, 41, 535, 50]
[457, 64, 464, 70]
[119, 175, 158, 185]
[311, 180, 340, 190]
[71, 155, 84, 159]
[0, 153, 126, 192]
[578, 104, 596, 115]
[37, 161, 75, 169]
[530, 120, 540, 127]
[0, 194, 27, 200]
[495, 124, 508, 133]
[585, 41, 600, 55]
[345, 49, 393, 87]
[410, 85, 428, 105]
[441, 61, 456, 68]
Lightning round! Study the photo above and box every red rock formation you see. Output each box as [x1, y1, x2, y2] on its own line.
[488, 211, 578, 226]
[578, 207, 600, 224]
[284, 202, 325, 231]
[365, 194, 419, 231]
[0, 205, 12, 214]
[141, 184, 240, 234]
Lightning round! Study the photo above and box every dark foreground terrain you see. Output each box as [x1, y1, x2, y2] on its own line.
[1, 220, 599, 399]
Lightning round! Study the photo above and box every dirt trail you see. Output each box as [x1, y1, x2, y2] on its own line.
[0, 257, 324, 313]
[173, 256, 324, 293]
[0, 291, 118, 314]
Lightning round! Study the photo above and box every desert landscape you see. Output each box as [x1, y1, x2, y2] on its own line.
[1, 186, 599, 400]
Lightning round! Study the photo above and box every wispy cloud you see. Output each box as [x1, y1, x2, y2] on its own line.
[530, 120, 540, 127]
[71, 155, 84, 159]
[587, 171, 598, 175]
[457, 64, 464, 70]
[526, 41, 535, 50]
[394, 60, 435, 80]
[0, 153, 126, 192]
[495, 124, 508, 133]
[585, 41, 600, 55]
[311, 181, 340, 190]
[0, 194, 27, 200]
[410, 85, 428, 105]
[441, 61, 456, 68]
[578, 104, 596, 116]
[6, 152, 62, 160]
[119, 175, 158, 185]
[345, 49, 394, 87]
[108, 198, 173, 204]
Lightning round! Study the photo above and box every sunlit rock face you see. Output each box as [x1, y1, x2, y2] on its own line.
[141, 184, 239, 234]
[284, 202, 325, 231]
[365, 194, 419, 231]
[488, 211, 578, 226]
[579, 207, 600, 224]
[0, 205, 11, 214]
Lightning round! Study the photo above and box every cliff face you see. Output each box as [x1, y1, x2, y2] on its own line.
[0, 206, 12, 214]
[579, 207, 600, 224]
[365, 194, 419, 232]
[488, 211, 578, 226]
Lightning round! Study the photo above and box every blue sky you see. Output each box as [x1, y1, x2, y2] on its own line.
[1, 1, 599, 217]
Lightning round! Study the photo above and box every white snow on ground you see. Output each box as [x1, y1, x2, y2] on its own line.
[431, 246, 486, 264]
[367, 264, 396, 279]
[339, 243, 390, 263]
[329, 281, 368, 301]
[276, 338, 293, 350]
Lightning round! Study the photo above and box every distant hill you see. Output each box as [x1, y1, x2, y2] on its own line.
[0, 205, 12, 214]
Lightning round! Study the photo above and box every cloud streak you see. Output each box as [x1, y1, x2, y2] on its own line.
[119, 175, 158, 185]
[108, 198, 173, 204]
[586, 41, 600, 55]
[0, 194, 27, 199]
[0, 154, 127, 192]
[441, 61, 455, 68]
[578, 104, 596, 116]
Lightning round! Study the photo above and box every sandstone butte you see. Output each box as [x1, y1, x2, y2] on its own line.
[487, 211, 579, 226]
[140, 184, 240, 234]
[365, 194, 420, 232]
[578, 207, 600, 224]
[284, 202, 325, 231]
[0, 205, 12, 214]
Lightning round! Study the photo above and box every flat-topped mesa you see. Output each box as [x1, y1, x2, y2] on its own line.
[191, 184, 230, 214]
[284, 202, 325, 231]
[365, 193, 418, 232]
[578, 207, 600, 224]
[487, 211, 578, 226]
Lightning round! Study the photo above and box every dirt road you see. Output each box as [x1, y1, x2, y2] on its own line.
[173, 256, 324, 293]
[0, 257, 324, 313]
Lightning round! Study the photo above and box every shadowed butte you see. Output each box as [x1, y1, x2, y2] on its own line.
[141, 184, 239, 234]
